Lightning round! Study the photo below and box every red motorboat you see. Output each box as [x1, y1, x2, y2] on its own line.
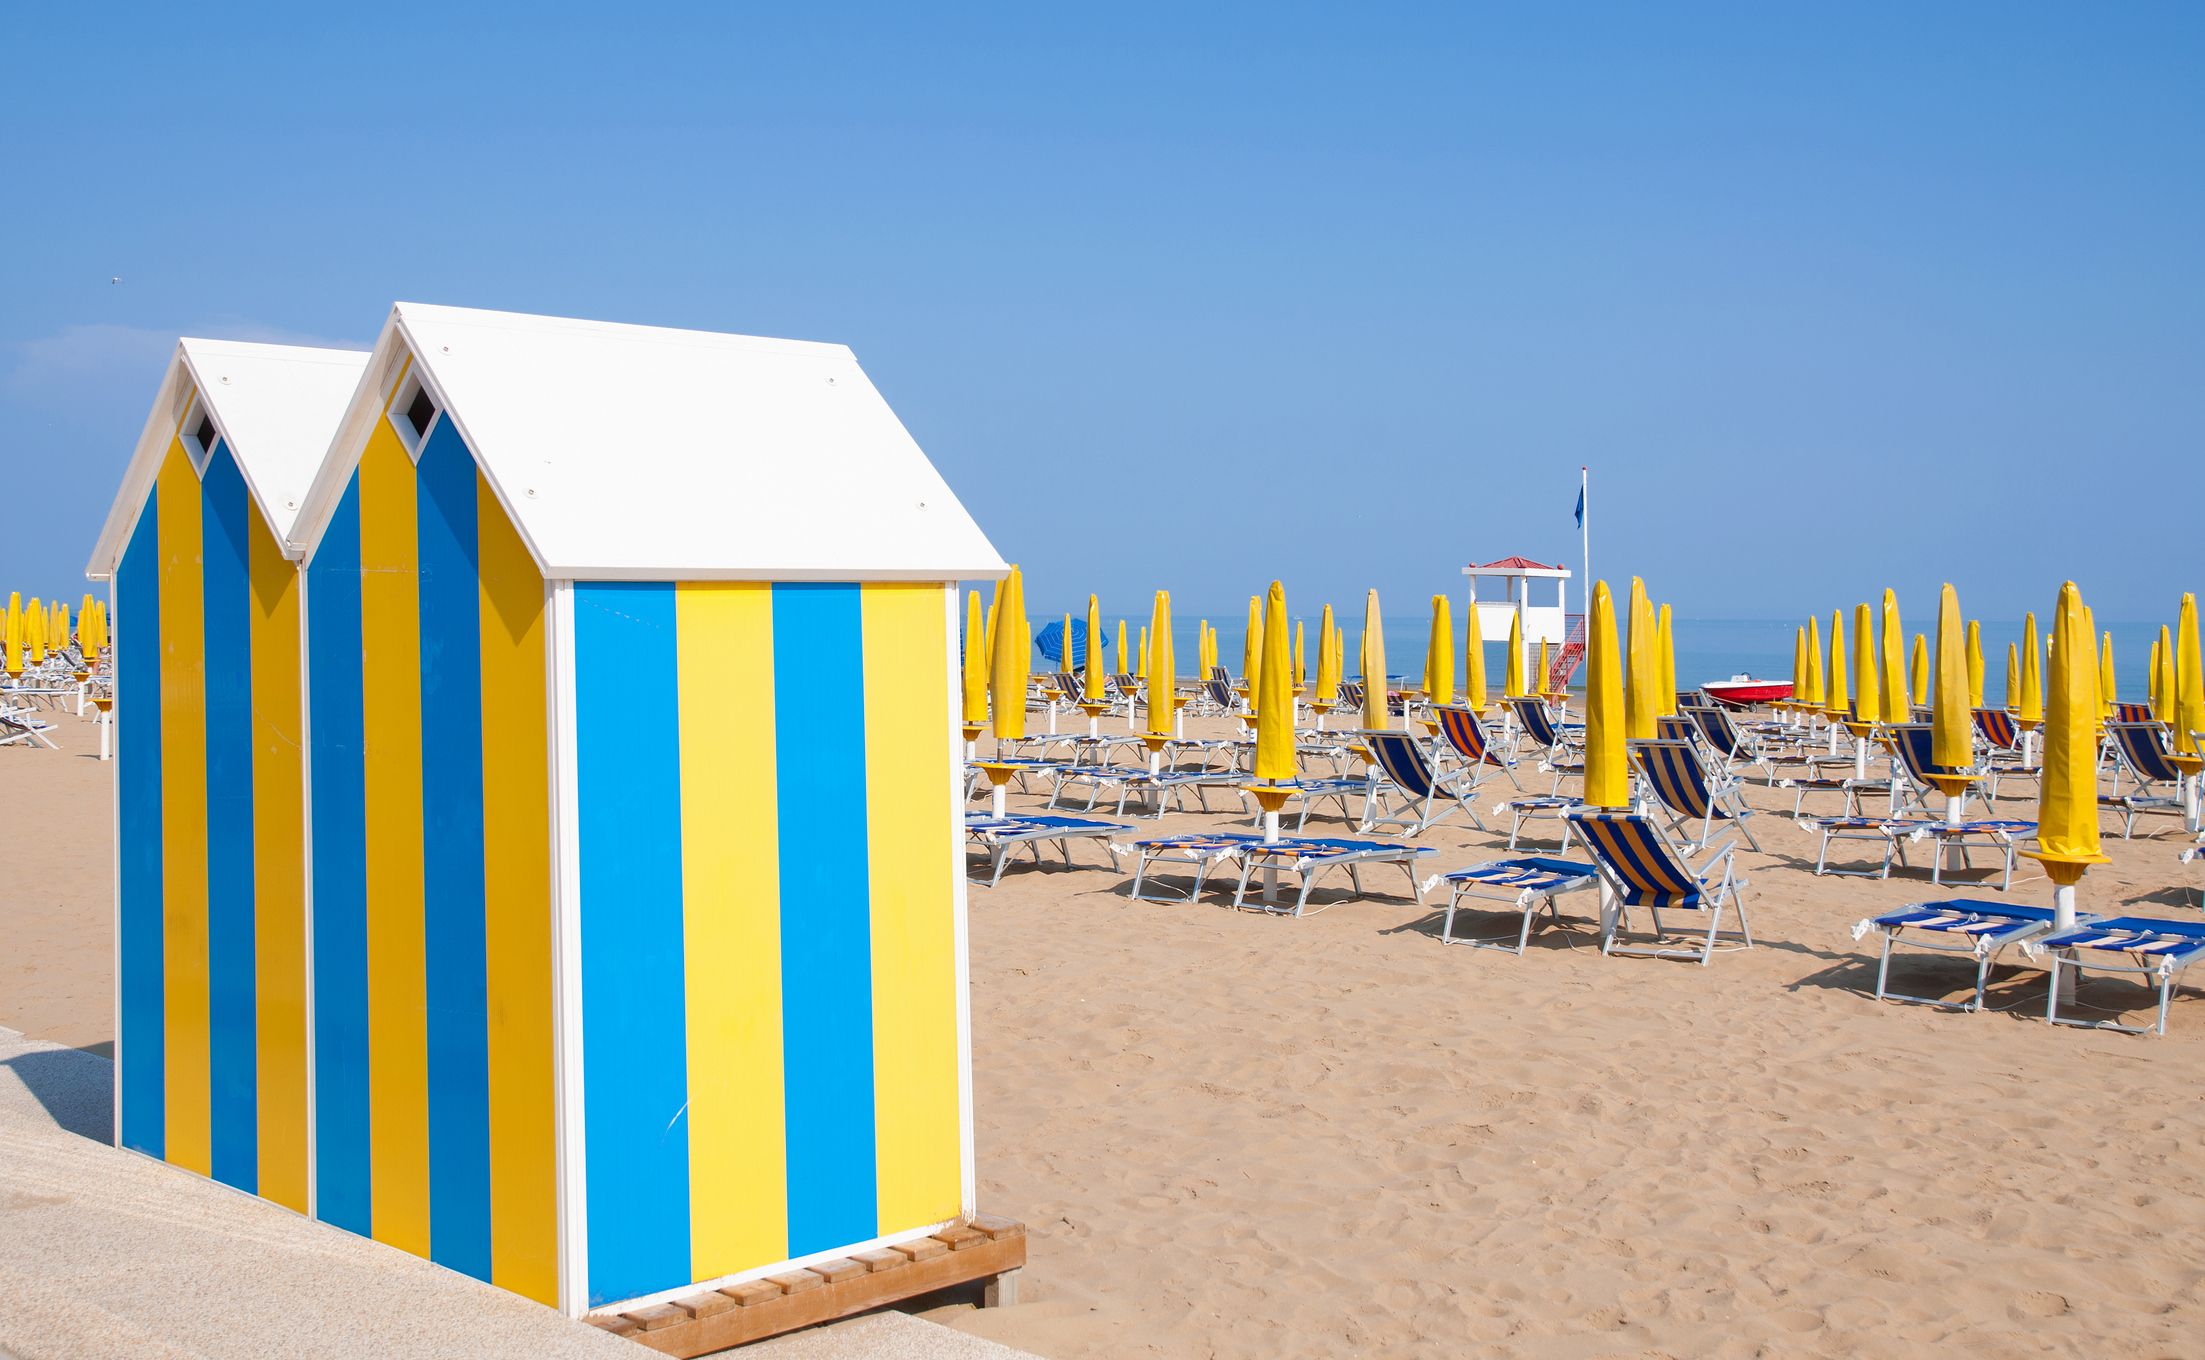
[1701, 676, 1794, 709]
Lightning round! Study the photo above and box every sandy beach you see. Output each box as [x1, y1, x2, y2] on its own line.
[7, 704, 2205, 1357]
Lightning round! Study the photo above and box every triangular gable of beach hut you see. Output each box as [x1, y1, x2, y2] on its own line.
[291, 302, 1005, 580]
[86, 339, 370, 577]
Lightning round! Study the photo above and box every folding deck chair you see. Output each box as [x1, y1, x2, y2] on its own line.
[1425, 857, 1599, 953]
[0, 708, 60, 749]
[1361, 730, 1486, 835]
[2104, 722, 2192, 837]
[965, 814, 1131, 887]
[1629, 737, 1761, 853]
[1509, 696, 1582, 777]
[2029, 917, 2205, 1035]
[1851, 900, 2073, 1011]
[1431, 704, 1522, 792]
[1972, 708, 2041, 793]
[1228, 837, 1434, 916]
[1568, 808, 1753, 964]
[1681, 701, 1778, 780]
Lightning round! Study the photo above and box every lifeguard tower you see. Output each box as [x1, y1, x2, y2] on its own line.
[1462, 556, 1582, 692]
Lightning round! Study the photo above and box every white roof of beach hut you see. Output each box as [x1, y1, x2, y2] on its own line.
[292, 302, 1007, 582]
[87, 339, 372, 577]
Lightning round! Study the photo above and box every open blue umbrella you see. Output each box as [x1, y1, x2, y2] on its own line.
[1034, 618, 1110, 668]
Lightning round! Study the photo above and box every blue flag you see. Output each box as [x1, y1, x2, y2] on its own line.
[1573, 486, 1585, 528]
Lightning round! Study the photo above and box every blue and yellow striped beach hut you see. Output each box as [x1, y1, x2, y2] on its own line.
[280, 303, 1006, 1315]
[86, 338, 372, 1215]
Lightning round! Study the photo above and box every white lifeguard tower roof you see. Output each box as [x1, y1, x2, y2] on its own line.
[86, 339, 371, 578]
[292, 302, 1007, 583]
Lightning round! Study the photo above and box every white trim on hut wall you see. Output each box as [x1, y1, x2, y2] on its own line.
[107, 572, 123, 1149]
[945, 580, 977, 1217]
[296, 558, 319, 1222]
[547, 579, 589, 1317]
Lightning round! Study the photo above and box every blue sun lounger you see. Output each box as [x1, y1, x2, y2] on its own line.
[2029, 917, 2205, 1035]
[1229, 836, 1434, 916]
[1049, 764, 1238, 818]
[1851, 900, 2075, 1012]
[1427, 857, 1599, 953]
[1900, 818, 2037, 890]
[966, 813, 1132, 887]
[1799, 814, 1921, 879]
[1495, 793, 1583, 850]
[1568, 808, 1753, 965]
[1126, 832, 1261, 902]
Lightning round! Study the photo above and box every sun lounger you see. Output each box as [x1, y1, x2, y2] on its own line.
[1568, 808, 1753, 964]
[1229, 836, 1434, 916]
[1900, 818, 2036, 890]
[1851, 900, 2073, 1011]
[1629, 737, 1760, 853]
[1426, 857, 1598, 953]
[1249, 776, 1376, 832]
[1798, 814, 1921, 879]
[1049, 764, 1238, 818]
[1494, 793, 1582, 850]
[1125, 832, 1260, 902]
[2028, 917, 2205, 1035]
[965, 813, 1131, 887]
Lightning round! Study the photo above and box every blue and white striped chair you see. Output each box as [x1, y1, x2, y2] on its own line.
[2029, 916, 2205, 1035]
[1628, 737, 1761, 853]
[1567, 808, 1753, 965]
[1427, 857, 1598, 953]
[1361, 729, 1485, 836]
[965, 813, 1132, 887]
[2105, 722, 2191, 838]
[1852, 900, 2072, 1011]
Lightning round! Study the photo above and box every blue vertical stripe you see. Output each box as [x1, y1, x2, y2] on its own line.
[199, 445, 259, 1192]
[575, 581, 691, 1306]
[117, 497, 166, 1158]
[415, 422, 492, 1281]
[771, 582, 878, 1256]
[309, 478, 371, 1235]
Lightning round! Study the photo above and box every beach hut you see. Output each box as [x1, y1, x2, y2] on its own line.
[84, 339, 372, 1213]
[286, 303, 1005, 1317]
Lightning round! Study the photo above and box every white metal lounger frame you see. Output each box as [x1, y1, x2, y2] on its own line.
[1227, 840, 1432, 917]
[2029, 923, 2205, 1036]
[1851, 904, 2065, 1012]
[965, 817, 1128, 888]
[1126, 836, 1252, 903]
[1426, 860, 1598, 954]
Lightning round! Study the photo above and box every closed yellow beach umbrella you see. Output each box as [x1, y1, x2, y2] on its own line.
[1625, 578, 1656, 739]
[1428, 594, 1456, 706]
[2153, 628, 2173, 721]
[1244, 595, 1262, 692]
[1117, 619, 1129, 676]
[1804, 615, 1824, 708]
[1910, 633, 1929, 708]
[1315, 604, 1338, 704]
[1535, 637, 1551, 698]
[1825, 610, 1849, 719]
[1966, 621, 1984, 708]
[1791, 626, 1807, 705]
[1059, 612, 1072, 674]
[1198, 620, 1212, 679]
[989, 566, 1027, 742]
[1361, 589, 1388, 730]
[2022, 581, 2109, 926]
[1932, 586, 1972, 773]
[1255, 581, 1295, 781]
[2019, 612, 2044, 725]
[1504, 608, 1525, 700]
[962, 590, 988, 727]
[1146, 591, 1174, 737]
[1656, 603, 1676, 716]
[57, 603, 71, 657]
[2100, 631, 2116, 714]
[1, 601, 16, 676]
[983, 579, 1001, 665]
[1879, 590, 1906, 723]
[1083, 596, 1105, 705]
[2177, 594, 2204, 756]
[26, 598, 45, 666]
[1294, 620, 1306, 690]
[1851, 603, 1881, 727]
[2005, 644, 2020, 711]
[1583, 580, 1628, 808]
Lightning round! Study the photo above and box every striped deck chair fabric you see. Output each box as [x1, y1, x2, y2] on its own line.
[1682, 701, 1778, 779]
[1887, 722, 1993, 816]
[2113, 701, 2155, 724]
[1851, 900, 2069, 1011]
[2105, 722, 2189, 838]
[1336, 680, 1366, 711]
[1567, 808, 1753, 964]
[1432, 703, 1522, 792]
[2030, 916, 2205, 1035]
[1363, 730, 1485, 835]
[1629, 738, 1761, 852]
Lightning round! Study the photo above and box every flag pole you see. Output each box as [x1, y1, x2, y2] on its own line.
[1580, 465, 1591, 593]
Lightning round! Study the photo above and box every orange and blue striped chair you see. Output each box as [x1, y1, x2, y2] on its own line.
[1566, 808, 1754, 965]
[1431, 703, 1523, 792]
[1362, 729, 1486, 836]
[1627, 738, 1761, 853]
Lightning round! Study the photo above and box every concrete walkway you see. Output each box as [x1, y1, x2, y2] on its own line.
[0, 1028, 1038, 1359]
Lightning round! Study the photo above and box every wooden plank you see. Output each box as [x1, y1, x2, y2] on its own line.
[623, 1303, 688, 1332]
[968, 1214, 1024, 1241]
[588, 1315, 641, 1336]
[934, 1225, 985, 1252]
[852, 1249, 905, 1273]
[765, 1269, 825, 1295]
[809, 1258, 865, 1284]
[718, 1280, 781, 1307]
[678, 1290, 735, 1319]
[613, 1231, 1029, 1357]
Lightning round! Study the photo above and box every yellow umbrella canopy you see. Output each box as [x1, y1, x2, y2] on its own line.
[1460, 594, 1484, 711]
[1135, 625, 1148, 680]
[1084, 596, 1105, 702]
[1804, 615, 1824, 707]
[1315, 603, 1338, 703]
[2153, 627, 2173, 721]
[2005, 643, 2021, 711]
[1910, 633, 1929, 708]
[2176, 593, 2205, 755]
[1825, 609, 1849, 718]
[1200, 621, 1214, 679]
[1931, 585, 1971, 770]
[1059, 612, 1072, 675]
[1535, 637, 1551, 697]
[1360, 589, 1388, 730]
[1504, 608, 1525, 700]
[1243, 595, 1262, 692]
[1, 599, 16, 676]
[962, 590, 988, 726]
[1294, 620, 1306, 690]
[2018, 612, 2044, 724]
[1583, 580, 1629, 808]
[1117, 619, 1129, 676]
[2099, 630, 2116, 714]
[1428, 594, 1456, 706]
[1966, 621, 1985, 708]
[989, 567, 1028, 742]
[1850, 603, 1880, 726]
[1255, 581, 1295, 781]
[2029, 581, 2108, 872]
[1878, 590, 1905, 722]
[1656, 603, 1677, 716]
[1625, 577, 1656, 739]
[1791, 626, 1807, 703]
[57, 603, 72, 657]
[26, 597, 45, 666]
[1146, 591, 1174, 736]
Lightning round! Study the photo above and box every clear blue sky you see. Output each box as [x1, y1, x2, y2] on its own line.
[5, 3, 2199, 625]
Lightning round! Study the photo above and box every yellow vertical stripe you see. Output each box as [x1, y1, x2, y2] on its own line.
[358, 423, 429, 1255]
[477, 473, 558, 1304]
[862, 583, 962, 1232]
[249, 515, 309, 1212]
[157, 438, 212, 1176]
[676, 581, 788, 1279]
